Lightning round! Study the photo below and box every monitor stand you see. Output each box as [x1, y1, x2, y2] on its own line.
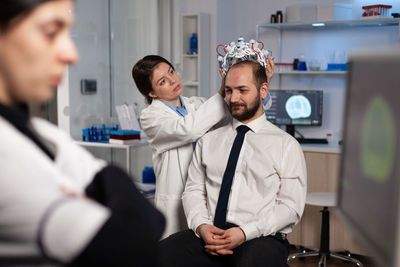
[286, 125, 295, 137]
[286, 125, 328, 144]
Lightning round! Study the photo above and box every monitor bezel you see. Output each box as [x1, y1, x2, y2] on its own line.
[266, 89, 324, 127]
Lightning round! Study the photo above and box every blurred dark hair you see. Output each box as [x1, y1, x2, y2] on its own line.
[0, 0, 60, 31]
[132, 55, 174, 105]
[228, 60, 268, 89]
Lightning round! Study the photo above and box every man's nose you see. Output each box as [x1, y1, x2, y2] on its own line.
[230, 91, 240, 102]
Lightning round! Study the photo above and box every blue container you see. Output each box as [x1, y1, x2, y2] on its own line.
[297, 61, 307, 71]
[110, 130, 140, 136]
[190, 33, 198, 54]
[82, 128, 90, 141]
[327, 63, 348, 71]
[142, 166, 156, 184]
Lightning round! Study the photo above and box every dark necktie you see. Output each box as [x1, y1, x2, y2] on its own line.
[214, 125, 251, 229]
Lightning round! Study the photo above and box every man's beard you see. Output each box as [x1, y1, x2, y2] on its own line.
[229, 93, 260, 121]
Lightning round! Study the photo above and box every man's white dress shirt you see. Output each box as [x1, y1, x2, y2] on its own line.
[182, 114, 307, 241]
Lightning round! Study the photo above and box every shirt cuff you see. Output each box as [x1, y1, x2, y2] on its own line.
[240, 223, 260, 241]
[191, 217, 213, 238]
[241, 213, 276, 241]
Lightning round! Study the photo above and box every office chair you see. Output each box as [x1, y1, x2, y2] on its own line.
[287, 192, 363, 267]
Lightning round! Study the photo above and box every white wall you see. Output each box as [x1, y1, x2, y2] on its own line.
[67, 0, 159, 139]
[109, 0, 158, 180]
[61, 0, 158, 181]
[69, 0, 111, 141]
[110, 0, 159, 114]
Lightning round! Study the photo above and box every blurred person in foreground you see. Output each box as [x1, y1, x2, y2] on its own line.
[0, 0, 165, 266]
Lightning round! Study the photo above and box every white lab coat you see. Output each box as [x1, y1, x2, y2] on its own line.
[0, 116, 110, 262]
[140, 94, 228, 238]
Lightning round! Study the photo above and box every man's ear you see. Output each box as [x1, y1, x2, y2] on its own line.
[260, 82, 268, 100]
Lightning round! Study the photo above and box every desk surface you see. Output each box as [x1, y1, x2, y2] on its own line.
[301, 143, 341, 154]
[306, 192, 337, 207]
[75, 140, 148, 149]
[76, 140, 340, 153]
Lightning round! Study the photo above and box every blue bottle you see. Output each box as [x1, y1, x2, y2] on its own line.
[190, 33, 198, 54]
[297, 61, 307, 71]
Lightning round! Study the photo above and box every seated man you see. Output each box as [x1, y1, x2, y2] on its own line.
[159, 60, 307, 267]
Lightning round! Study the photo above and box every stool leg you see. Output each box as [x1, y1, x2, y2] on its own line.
[320, 207, 330, 255]
[287, 251, 319, 263]
[318, 254, 327, 267]
[330, 253, 364, 267]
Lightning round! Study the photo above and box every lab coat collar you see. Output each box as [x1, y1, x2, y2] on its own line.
[160, 96, 188, 117]
[232, 113, 266, 134]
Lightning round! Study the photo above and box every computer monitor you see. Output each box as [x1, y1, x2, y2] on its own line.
[337, 50, 400, 267]
[265, 90, 323, 136]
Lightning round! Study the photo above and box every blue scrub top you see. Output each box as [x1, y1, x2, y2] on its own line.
[161, 96, 188, 117]
[161, 96, 196, 149]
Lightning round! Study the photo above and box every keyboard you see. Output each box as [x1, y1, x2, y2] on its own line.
[296, 138, 328, 144]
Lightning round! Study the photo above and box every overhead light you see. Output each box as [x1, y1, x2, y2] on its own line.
[312, 23, 326, 27]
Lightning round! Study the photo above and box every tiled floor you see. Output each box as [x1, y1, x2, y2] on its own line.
[288, 247, 377, 267]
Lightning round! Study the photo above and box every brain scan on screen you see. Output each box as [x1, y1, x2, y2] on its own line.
[285, 95, 312, 119]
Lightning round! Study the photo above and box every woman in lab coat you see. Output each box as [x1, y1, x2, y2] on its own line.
[0, 0, 164, 266]
[132, 55, 274, 238]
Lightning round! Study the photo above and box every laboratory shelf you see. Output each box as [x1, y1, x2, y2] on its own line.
[256, 18, 399, 86]
[276, 71, 346, 75]
[256, 18, 400, 34]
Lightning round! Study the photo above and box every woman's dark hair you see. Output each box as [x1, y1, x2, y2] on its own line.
[132, 55, 174, 104]
[0, 0, 58, 31]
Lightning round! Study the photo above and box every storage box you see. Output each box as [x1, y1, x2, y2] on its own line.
[317, 3, 352, 21]
[286, 3, 317, 23]
[362, 4, 392, 18]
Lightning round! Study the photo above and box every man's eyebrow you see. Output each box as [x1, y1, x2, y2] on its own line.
[225, 85, 249, 89]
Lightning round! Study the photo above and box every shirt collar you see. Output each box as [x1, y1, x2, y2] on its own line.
[161, 96, 188, 117]
[232, 113, 266, 134]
